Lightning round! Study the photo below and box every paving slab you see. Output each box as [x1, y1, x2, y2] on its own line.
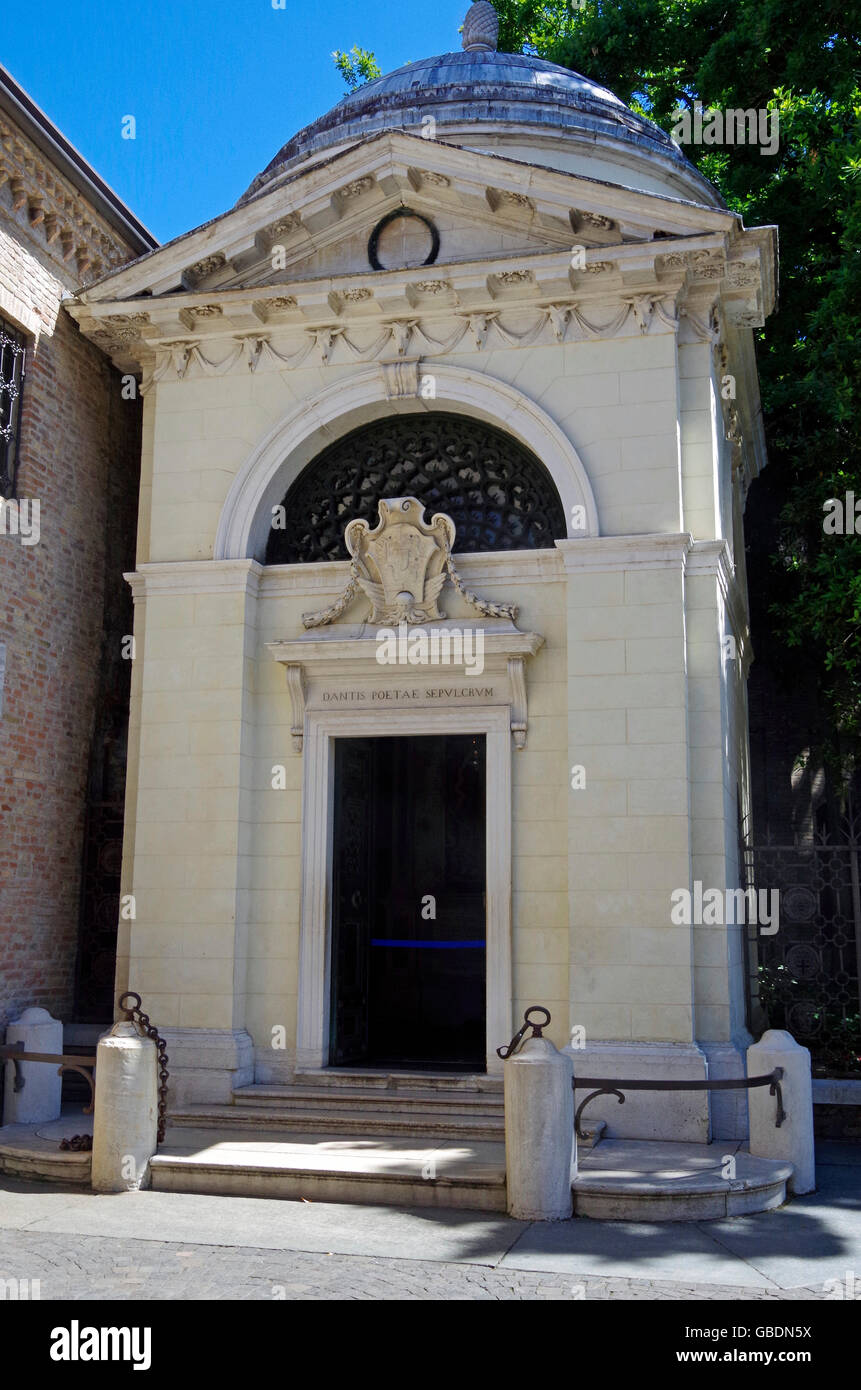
[499, 1215, 777, 1288]
[0, 1181, 524, 1265]
[0, 1227, 822, 1301]
[0, 1181, 92, 1231]
[0, 1140, 857, 1295]
[699, 1193, 861, 1290]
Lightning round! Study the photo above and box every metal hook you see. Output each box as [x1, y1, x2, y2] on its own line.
[119, 991, 142, 1020]
[496, 1005, 551, 1059]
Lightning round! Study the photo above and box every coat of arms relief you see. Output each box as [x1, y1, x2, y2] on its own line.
[269, 496, 542, 754]
[302, 496, 517, 629]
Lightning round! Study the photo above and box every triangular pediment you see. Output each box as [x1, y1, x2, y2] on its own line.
[65, 130, 776, 372]
[71, 130, 743, 302]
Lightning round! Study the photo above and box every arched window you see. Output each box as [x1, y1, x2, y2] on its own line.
[265, 412, 567, 564]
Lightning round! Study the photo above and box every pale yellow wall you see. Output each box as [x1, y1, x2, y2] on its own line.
[123, 318, 749, 1065]
[126, 581, 256, 1029]
[565, 561, 694, 1044]
[140, 329, 686, 566]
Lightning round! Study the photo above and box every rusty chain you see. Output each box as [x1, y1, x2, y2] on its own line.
[119, 991, 169, 1143]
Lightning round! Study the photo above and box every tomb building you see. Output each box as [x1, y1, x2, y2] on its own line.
[67, 7, 776, 1140]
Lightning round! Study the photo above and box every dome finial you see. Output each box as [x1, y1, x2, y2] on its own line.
[462, 1, 499, 52]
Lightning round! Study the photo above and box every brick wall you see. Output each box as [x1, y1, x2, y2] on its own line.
[0, 136, 142, 1033]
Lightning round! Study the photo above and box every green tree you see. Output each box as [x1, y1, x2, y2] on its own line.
[334, 1, 861, 782]
[503, 0, 861, 785]
[332, 46, 381, 91]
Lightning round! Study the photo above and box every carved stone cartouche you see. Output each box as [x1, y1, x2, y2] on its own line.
[302, 496, 517, 629]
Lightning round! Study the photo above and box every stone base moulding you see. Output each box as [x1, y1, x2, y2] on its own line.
[565, 1041, 711, 1144]
[159, 1028, 254, 1110]
[699, 1037, 753, 1141]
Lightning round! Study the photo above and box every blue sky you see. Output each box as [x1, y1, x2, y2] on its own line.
[3, 0, 468, 244]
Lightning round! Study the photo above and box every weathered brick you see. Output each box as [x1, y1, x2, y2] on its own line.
[0, 107, 144, 1033]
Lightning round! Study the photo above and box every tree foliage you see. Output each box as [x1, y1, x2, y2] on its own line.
[332, 46, 381, 91]
[335, 1, 861, 779]
[499, 0, 861, 782]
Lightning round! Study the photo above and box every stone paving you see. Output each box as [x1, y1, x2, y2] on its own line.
[0, 1228, 827, 1301]
[0, 1140, 857, 1301]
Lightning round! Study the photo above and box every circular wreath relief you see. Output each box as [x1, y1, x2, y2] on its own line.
[265, 412, 567, 565]
[368, 208, 440, 271]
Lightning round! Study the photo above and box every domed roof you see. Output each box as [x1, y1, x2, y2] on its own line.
[240, 24, 711, 206]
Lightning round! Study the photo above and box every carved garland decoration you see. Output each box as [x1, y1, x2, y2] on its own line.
[137, 294, 683, 390]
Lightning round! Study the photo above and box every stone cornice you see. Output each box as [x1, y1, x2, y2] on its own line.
[132, 294, 684, 391]
[124, 559, 263, 601]
[267, 622, 544, 668]
[125, 541, 748, 596]
[124, 550, 566, 602]
[0, 63, 155, 255]
[66, 227, 771, 380]
[556, 533, 693, 572]
[0, 113, 141, 287]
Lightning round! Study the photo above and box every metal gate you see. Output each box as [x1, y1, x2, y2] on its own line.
[742, 814, 861, 1076]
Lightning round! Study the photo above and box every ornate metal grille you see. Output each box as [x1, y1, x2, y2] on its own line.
[0, 317, 26, 499]
[265, 412, 567, 565]
[742, 814, 861, 1075]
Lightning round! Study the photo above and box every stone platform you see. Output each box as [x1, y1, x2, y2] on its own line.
[572, 1140, 793, 1221]
[150, 1127, 507, 1211]
[0, 1105, 794, 1220]
[150, 1131, 792, 1219]
[0, 1110, 92, 1184]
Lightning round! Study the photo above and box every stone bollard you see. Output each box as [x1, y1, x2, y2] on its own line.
[3, 1007, 63, 1124]
[504, 1030, 574, 1220]
[91, 1021, 158, 1193]
[747, 1029, 815, 1195]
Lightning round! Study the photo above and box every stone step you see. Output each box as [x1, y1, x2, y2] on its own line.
[0, 1112, 92, 1186]
[231, 1083, 504, 1116]
[571, 1140, 794, 1221]
[150, 1126, 507, 1212]
[150, 1130, 793, 1220]
[171, 1103, 504, 1140]
[291, 1068, 503, 1093]
[0, 1112, 795, 1222]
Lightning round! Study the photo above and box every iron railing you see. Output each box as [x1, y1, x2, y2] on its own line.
[0, 1045, 95, 1114]
[498, 1009, 787, 1138]
[741, 814, 861, 1075]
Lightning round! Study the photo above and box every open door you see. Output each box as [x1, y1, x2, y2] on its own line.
[330, 734, 486, 1070]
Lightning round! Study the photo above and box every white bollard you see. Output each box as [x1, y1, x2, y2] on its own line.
[91, 1021, 158, 1193]
[747, 1029, 815, 1195]
[505, 1033, 574, 1220]
[3, 1007, 63, 1124]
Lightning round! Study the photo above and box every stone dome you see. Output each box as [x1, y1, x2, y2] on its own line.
[240, 43, 719, 208]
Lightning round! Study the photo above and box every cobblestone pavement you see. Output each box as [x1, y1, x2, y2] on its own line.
[0, 1228, 827, 1300]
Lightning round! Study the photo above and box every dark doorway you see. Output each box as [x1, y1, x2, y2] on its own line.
[330, 734, 486, 1070]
